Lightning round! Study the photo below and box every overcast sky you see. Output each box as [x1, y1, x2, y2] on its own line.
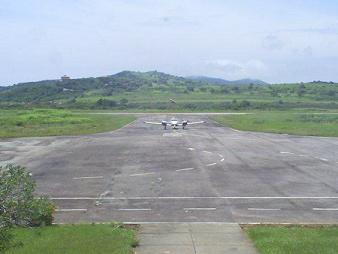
[1, 0, 338, 85]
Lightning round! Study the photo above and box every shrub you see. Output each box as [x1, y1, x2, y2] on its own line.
[29, 196, 55, 227]
[0, 227, 11, 252]
[0, 165, 55, 252]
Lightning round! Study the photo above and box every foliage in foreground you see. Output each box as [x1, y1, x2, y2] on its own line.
[0, 165, 55, 252]
[6, 223, 137, 254]
[245, 225, 338, 254]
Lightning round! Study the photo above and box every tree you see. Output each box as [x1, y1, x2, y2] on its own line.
[221, 87, 229, 94]
[95, 99, 117, 108]
[0, 165, 35, 228]
[187, 86, 194, 92]
[270, 88, 278, 97]
[199, 87, 207, 92]
[120, 98, 128, 105]
[297, 84, 306, 97]
[239, 100, 251, 108]
[232, 86, 240, 93]
[0, 165, 55, 252]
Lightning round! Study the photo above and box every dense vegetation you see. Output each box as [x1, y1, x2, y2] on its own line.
[6, 224, 137, 254]
[212, 112, 338, 137]
[0, 109, 135, 138]
[1, 71, 338, 111]
[245, 225, 338, 254]
[0, 165, 55, 252]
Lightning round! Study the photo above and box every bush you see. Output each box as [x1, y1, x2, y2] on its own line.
[29, 197, 55, 227]
[0, 227, 11, 252]
[0, 165, 55, 252]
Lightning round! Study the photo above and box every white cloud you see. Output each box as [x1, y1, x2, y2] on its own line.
[204, 59, 267, 80]
[1, 0, 338, 84]
[262, 35, 284, 50]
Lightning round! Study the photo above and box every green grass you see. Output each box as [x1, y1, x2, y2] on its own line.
[77, 90, 336, 106]
[212, 112, 338, 137]
[6, 224, 137, 254]
[245, 225, 338, 254]
[0, 109, 135, 138]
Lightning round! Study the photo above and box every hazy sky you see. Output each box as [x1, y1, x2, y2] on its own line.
[1, 0, 338, 85]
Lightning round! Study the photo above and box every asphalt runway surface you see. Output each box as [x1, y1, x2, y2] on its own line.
[1, 114, 338, 224]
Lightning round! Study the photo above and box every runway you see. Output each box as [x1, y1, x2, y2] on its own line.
[1, 114, 338, 223]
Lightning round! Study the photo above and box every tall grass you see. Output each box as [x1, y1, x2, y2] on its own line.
[212, 112, 338, 137]
[0, 109, 135, 138]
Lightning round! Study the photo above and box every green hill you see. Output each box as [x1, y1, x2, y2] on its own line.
[0, 71, 199, 104]
[1, 71, 338, 111]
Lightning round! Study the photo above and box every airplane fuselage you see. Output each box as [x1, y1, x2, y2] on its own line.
[170, 120, 179, 129]
[154, 118, 203, 130]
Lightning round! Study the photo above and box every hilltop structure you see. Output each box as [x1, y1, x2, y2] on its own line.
[61, 75, 70, 81]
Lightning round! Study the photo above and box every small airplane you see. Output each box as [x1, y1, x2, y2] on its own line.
[144, 118, 205, 129]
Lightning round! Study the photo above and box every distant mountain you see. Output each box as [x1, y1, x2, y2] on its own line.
[0, 70, 271, 106]
[0, 71, 199, 103]
[186, 76, 268, 85]
[186, 76, 230, 85]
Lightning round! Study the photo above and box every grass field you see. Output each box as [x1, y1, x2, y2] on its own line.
[75, 88, 338, 111]
[6, 224, 137, 254]
[0, 109, 135, 138]
[245, 225, 338, 254]
[212, 112, 338, 137]
[78, 85, 338, 104]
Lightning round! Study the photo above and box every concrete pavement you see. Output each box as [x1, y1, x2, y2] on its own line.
[135, 223, 257, 254]
[135, 223, 256, 254]
[1, 114, 338, 223]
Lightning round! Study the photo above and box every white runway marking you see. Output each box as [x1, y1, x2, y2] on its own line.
[248, 208, 281, 211]
[313, 208, 338, 211]
[206, 163, 217, 167]
[117, 208, 152, 211]
[129, 172, 155, 177]
[280, 151, 294, 155]
[184, 208, 216, 211]
[203, 150, 213, 154]
[176, 168, 195, 172]
[50, 196, 338, 200]
[72, 176, 103, 180]
[280, 152, 330, 162]
[188, 148, 195, 151]
[218, 154, 224, 158]
[163, 133, 183, 137]
[220, 158, 225, 162]
[99, 190, 110, 197]
[55, 209, 87, 212]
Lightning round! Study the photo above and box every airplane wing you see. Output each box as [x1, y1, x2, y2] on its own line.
[144, 121, 163, 125]
[187, 121, 205, 125]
